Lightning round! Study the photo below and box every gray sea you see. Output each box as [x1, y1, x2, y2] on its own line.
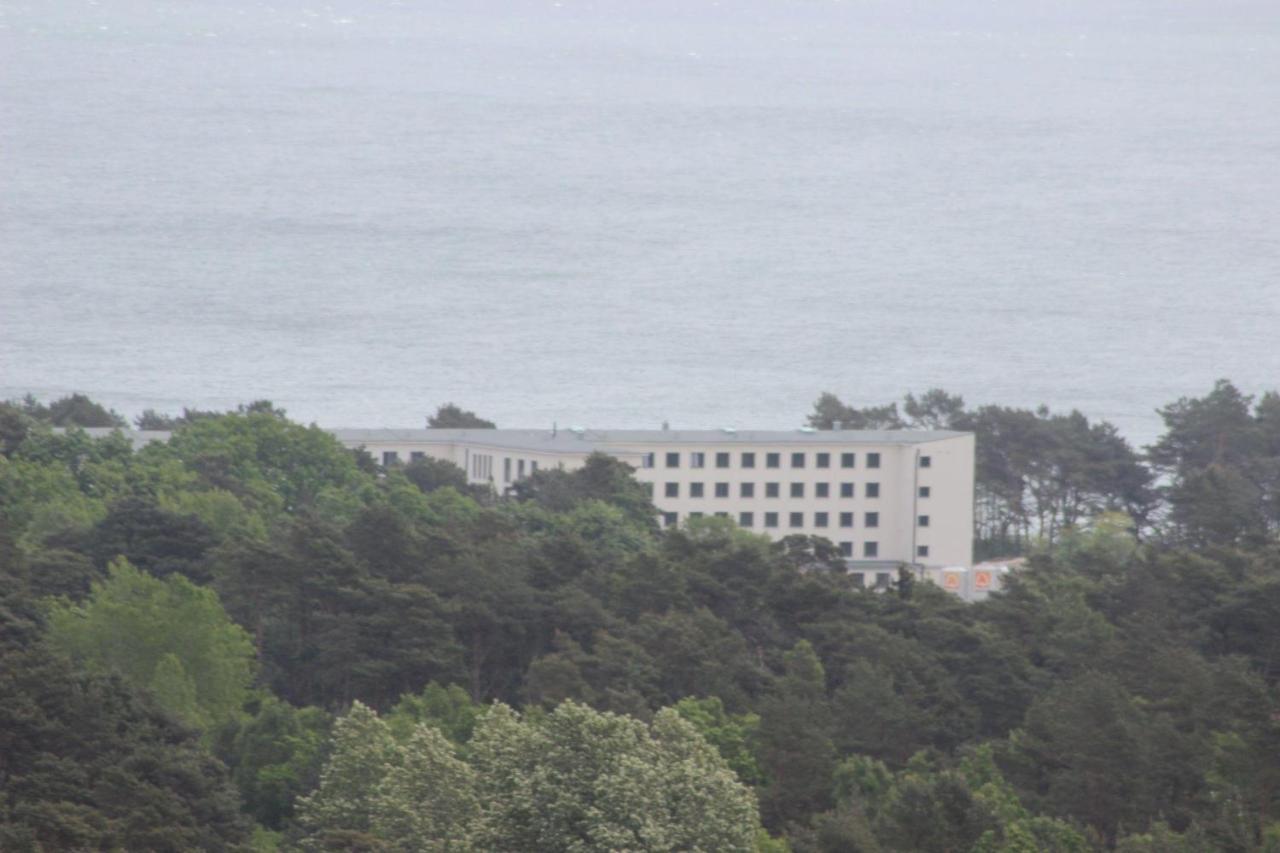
[2, 0, 1278, 446]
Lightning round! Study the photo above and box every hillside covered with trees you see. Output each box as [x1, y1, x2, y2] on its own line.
[1, 384, 1279, 851]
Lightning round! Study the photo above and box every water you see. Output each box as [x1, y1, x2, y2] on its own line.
[2, 0, 1278, 447]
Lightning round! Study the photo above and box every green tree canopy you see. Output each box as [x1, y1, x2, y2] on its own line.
[46, 557, 256, 730]
[427, 404, 496, 429]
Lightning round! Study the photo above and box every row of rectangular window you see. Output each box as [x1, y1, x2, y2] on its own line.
[660, 510, 929, 529]
[645, 451, 887, 470]
[658, 481, 917, 499]
[663, 510, 882, 529]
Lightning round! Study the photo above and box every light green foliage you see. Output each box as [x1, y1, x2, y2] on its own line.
[469, 700, 760, 852]
[149, 651, 203, 726]
[300, 700, 761, 852]
[164, 410, 372, 519]
[386, 681, 483, 745]
[45, 557, 255, 730]
[674, 696, 764, 785]
[370, 724, 479, 850]
[0, 455, 106, 545]
[295, 701, 400, 839]
[160, 487, 268, 541]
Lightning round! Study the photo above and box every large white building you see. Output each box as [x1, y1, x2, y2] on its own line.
[78, 424, 977, 585]
[332, 427, 975, 575]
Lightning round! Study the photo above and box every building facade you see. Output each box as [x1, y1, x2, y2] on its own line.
[77, 425, 977, 578]
[331, 427, 976, 571]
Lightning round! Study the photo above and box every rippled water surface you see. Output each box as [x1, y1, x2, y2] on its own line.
[2, 0, 1278, 444]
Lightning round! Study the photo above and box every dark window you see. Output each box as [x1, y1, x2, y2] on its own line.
[917, 545, 929, 558]
[641, 453, 655, 469]
[816, 482, 829, 498]
[690, 452, 705, 469]
[517, 460, 525, 478]
[530, 461, 538, 473]
[872, 566, 888, 582]
[766, 452, 781, 469]
[504, 458, 511, 482]
[766, 482, 780, 498]
[865, 512, 879, 528]
[742, 452, 756, 468]
[840, 512, 854, 528]
[866, 482, 880, 498]
[867, 452, 881, 469]
[919, 455, 931, 468]
[716, 452, 731, 468]
[382, 451, 400, 466]
[764, 512, 779, 528]
[918, 515, 929, 527]
[666, 452, 680, 468]
[410, 451, 425, 461]
[816, 452, 830, 468]
[643, 482, 654, 496]
[791, 452, 805, 468]
[741, 482, 755, 498]
[840, 542, 854, 558]
[715, 482, 729, 498]
[663, 512, 677, 527]
[840, 482, 854, 498]
[714, 512, 728, 518]
[689, 512, 703, 519]
[789, 512, 804, 528]
[790, 482, 805, 498]
[815, 512, 829, 528]
[841, 452, 855, 468]
[665, 482, 679, 498]
[739, 511, 754, 527]
[866, 542, 880, 559]
[690, 482, 704, 498]
[850, 568, 864, 585]
[918, 485, 931, 498]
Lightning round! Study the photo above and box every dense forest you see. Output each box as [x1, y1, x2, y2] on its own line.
[1, 384, 1278, 851]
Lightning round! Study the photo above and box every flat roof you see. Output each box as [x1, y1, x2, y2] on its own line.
[330, 428, 969, 453]
[65, 426, 970, 455]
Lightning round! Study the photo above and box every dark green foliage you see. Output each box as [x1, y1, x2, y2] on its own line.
[0, 644, 251, 851]
[0, 401, 34, 456]
[757, 641, 837, 829]
[3, 386, 1280, 848]
[213, 695, 332, 830]
[512, 451, 658, 528]
[135, 407, 218, 430]
[17, 392, 128, 428]
[427, 403, 495, 429]
[809, 388, 1155, 556]
[213, 516, 465, 710]
[1150, 380, 1280, 546]
[88, 495, 217, 583]
[401, 455, 469, 493]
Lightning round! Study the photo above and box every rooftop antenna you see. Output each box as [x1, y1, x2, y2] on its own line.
[662, 420, 670, 431]
[552, 421, 557, 438]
